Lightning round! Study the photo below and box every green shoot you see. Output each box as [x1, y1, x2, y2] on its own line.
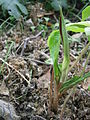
[47, 5, 90, 112]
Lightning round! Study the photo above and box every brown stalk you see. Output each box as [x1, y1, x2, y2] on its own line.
[49, 66, 63, 112]
[49, 66, 59, 112]
[49, 66, 54, 110]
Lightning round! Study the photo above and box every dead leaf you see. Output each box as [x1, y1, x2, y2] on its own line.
[0, 80, 9, 96]
[72, 33, 82, 39]
[82, 77, 90, 90]
[38, 69, 50, 88]
[14, 35, 21, 44]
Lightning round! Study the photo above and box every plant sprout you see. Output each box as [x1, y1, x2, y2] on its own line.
[47, 6, 90, 112]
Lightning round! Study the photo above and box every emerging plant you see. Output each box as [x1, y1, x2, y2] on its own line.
[47, 6, 90, 113]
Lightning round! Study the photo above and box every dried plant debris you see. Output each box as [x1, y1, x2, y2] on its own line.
[0, 81, 9, 96]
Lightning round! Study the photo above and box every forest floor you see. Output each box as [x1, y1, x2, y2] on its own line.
[0, 2, 90, 120]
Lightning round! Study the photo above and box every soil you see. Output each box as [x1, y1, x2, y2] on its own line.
[0, 2, 90, 120]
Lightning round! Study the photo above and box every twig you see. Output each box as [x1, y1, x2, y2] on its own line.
[15, 41, 24, 54]
[16, 30, 44, 56]
[25, 58, 48, 65]
[70, 52, 77, 59]
[81, 52, 90, 76]
[8, 79, 17, 87]
[68, 42, 90, 73]
[70, 12, 81, 21]
[0, 58, 30, 86]
[35, 115, 46, 120]
[53, 15, 58, 22]
[37, 50, 50, 59]
[30, 30, 44, 39]
[20, 38, 28, 56]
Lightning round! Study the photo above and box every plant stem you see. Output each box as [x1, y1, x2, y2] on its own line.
[81, 52, 90, 76]
[68, 42, 90, 73]
[49, 66, 59, 113]
[70, 12, 81, 21]
[49, 66, 54, 110]
[77, 2, 89, 16]
[0, 17, 11, 28]
[59, 7, 70, 83]
[53, 80, 58, 113]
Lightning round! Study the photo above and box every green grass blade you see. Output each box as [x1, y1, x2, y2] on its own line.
[0, 41, 14, 74]
[59, 72, 90, 93]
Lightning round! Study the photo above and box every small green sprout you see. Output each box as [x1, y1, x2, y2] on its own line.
[47, 6, 90, 112]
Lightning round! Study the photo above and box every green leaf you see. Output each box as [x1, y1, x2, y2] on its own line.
[66, 21, 90, 32]
[51, 0, 67, 11]
[85, 27, 90, 41]
[48, 30, 61, 76]
[48, 30, 61, 64]
[58, 63, 62, 72]
[0, 0, 28, 19]
[88, 86, 90, 91]
[82, 5, 90, 21]
[59, 72, 90, 93]
[16, 2, 28, 15]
